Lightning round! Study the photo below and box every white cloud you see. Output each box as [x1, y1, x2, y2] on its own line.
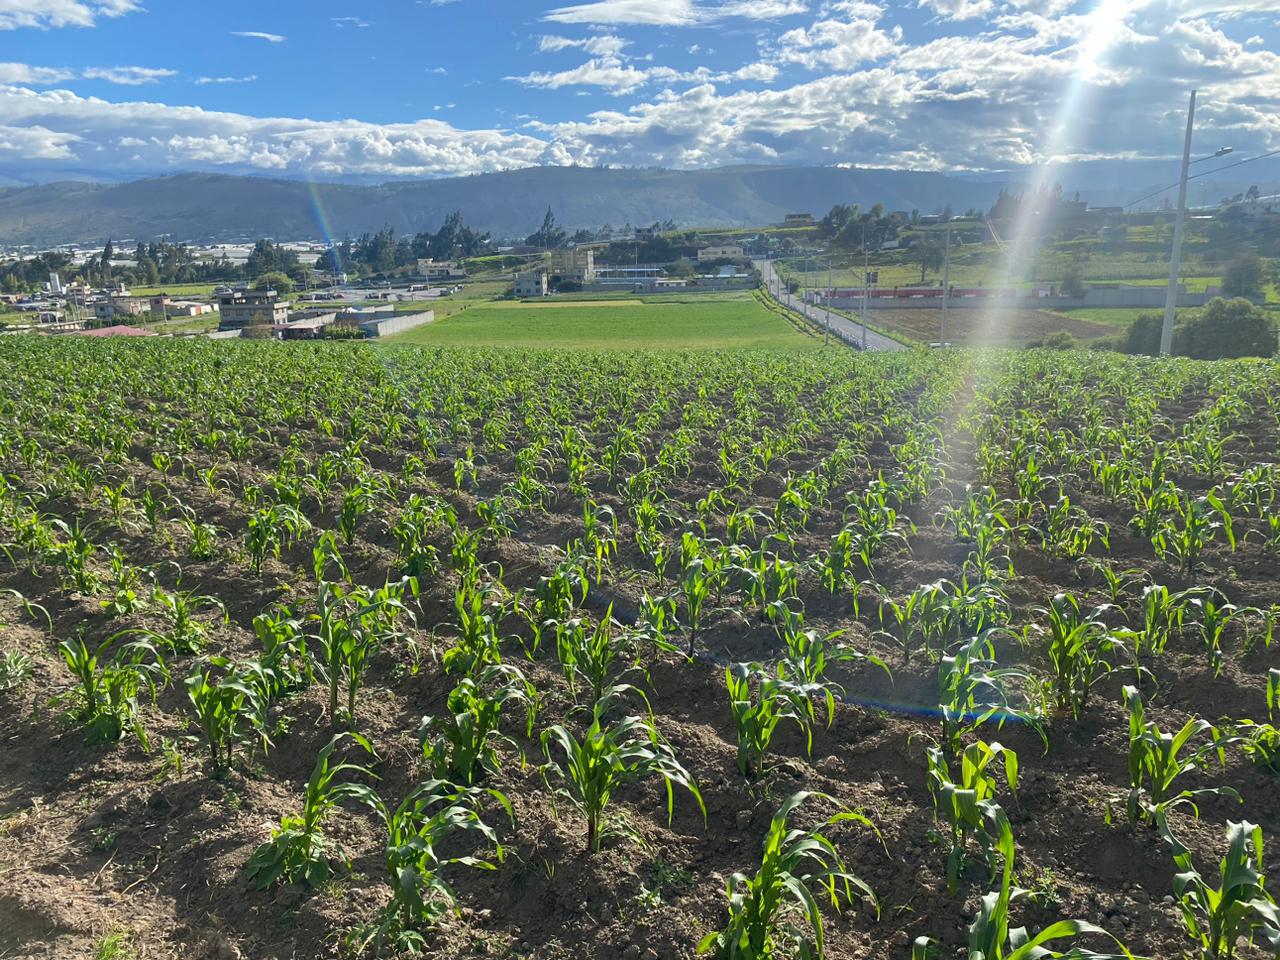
[0, 0, 141, 30]
[230, 31, 285, 43]
[0, 63, 76, 84]
[82, 66, 178, 85]
[775, 3, 902, 69]
[539, 34, 631, 56]
[195, 75, 258, 85]
[331, 16, 371, 27]
[0, 82, 558, 179]
[543, 0, 804, 25]
[720, 0, 807, 16]
[510, 54, 780, 93]
[510, 57, 655, 93]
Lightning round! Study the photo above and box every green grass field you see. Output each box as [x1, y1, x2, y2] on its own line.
[1047, 307, 1159, 326]
[385, 292, 820, 349]
[130, 282, 221, 297]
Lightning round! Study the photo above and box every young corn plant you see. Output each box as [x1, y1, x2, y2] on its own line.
[1131, 584, 1191, 657]
[698, 791, 879, 960]
[419, 663, 536, 786]
[1030, 592, 1140, 720]
[1122, 685, 1239, 831]
[443, 583, 505, 676]
[937, 632, 1041, 764]
[727, 663, 817, 780]
[1185, 593, 1258, 679]
[245, 732, 380, 889]
[185, 656, 271, 778]
[541, 689, 704, 854]
[518, 551, 588, 657]
[1170, 820, 1280, 960]
[357, 781, 511, 955]
[772, 609, 890, 723]
[912, 836, 1133, 960]
[553, 607, 644, 708]
[143, 587, 226, 657]
[60, 635, 163, 748]
[926, 740, 1018, 894]
[244, 503, 310, 575]
[310, 580, 413, 729]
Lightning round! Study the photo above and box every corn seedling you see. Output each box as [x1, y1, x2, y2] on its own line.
[727, 663, 818, 780]
[541, 688, 704, 853]
[1122, 685, 1239, 830]
[419, 663, 536, 786]
[1030, 593, 1139, 719]
[60, 634, 163, 748]
[912, 835, 1133, 960]
[184, 656, 271, 778]
[245, 732, 380, 889]
[926, 740, 1018, 894]
[1170, 820, 1280, 960]
[698, 791, 879, 960]
[357, 780, 510, 955]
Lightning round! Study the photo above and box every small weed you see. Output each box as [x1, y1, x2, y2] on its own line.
[95, 932, 130, 960]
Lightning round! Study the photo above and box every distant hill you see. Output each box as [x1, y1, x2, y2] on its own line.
[0, 165, 1010, 246]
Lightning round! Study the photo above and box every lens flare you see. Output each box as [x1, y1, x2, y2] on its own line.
[974, 0, 1133, 345]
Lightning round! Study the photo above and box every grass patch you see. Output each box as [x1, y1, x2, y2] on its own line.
[386, 295, 820, 350]
[130, 282, 220, 297]
[1047, 307, 1158, 326]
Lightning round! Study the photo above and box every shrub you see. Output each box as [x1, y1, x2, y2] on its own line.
[1119, 299, 1277, 360]
[1220, 253, 1263, 297]
[1060, 268, 1086, 299]
[1175, 298, 1276, 360]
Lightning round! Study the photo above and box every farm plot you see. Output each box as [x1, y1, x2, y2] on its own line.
[869, 307, 1116, 344]
[0, 339, 1279, 960]
[387, 293, 819, 349]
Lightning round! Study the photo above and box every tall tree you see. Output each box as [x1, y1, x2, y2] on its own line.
[526, 207, 567, 249]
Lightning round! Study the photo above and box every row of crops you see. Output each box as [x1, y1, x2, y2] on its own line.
[0, 337, 1277, 959]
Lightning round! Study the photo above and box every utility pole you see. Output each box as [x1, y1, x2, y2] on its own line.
[1161, 90, 1196, 357]
[861, 223, 869, 350]
[940, 225, 951, 347]
[824, 255, 831, 346]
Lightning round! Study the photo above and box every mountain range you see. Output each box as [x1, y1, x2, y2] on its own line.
[1, 161, 1276, 247]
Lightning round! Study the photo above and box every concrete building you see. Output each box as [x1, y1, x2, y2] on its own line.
[514, 268, 549, 298]
[359, 310, 434, 338]
[416, 259, 466, 281]
[94, 296, 149, 322]
[217, 289, 290, 331]
[165, 301, 218, 318]
[697, 244, 745, 262]
[783, 213, 816, 227]
[549, 248, 596, 285]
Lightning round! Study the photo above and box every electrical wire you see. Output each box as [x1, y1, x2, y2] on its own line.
[1124, 148, 1280, 210]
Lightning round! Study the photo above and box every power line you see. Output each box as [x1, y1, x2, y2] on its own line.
[1125, 148, 1280, 210]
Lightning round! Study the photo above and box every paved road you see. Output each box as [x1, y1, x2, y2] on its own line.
[755, 259, 905, 352]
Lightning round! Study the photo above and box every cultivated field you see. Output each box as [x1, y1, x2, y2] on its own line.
[1, 340, 1278, 960]
[864, 308, 1116, 344]
[387, 292, 818, 349]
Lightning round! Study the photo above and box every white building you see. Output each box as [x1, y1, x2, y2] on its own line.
[697, 244, 745, 262]
[514, 268, 549, 298]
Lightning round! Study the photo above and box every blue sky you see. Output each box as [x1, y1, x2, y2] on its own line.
[0, 0, 1277, 183]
